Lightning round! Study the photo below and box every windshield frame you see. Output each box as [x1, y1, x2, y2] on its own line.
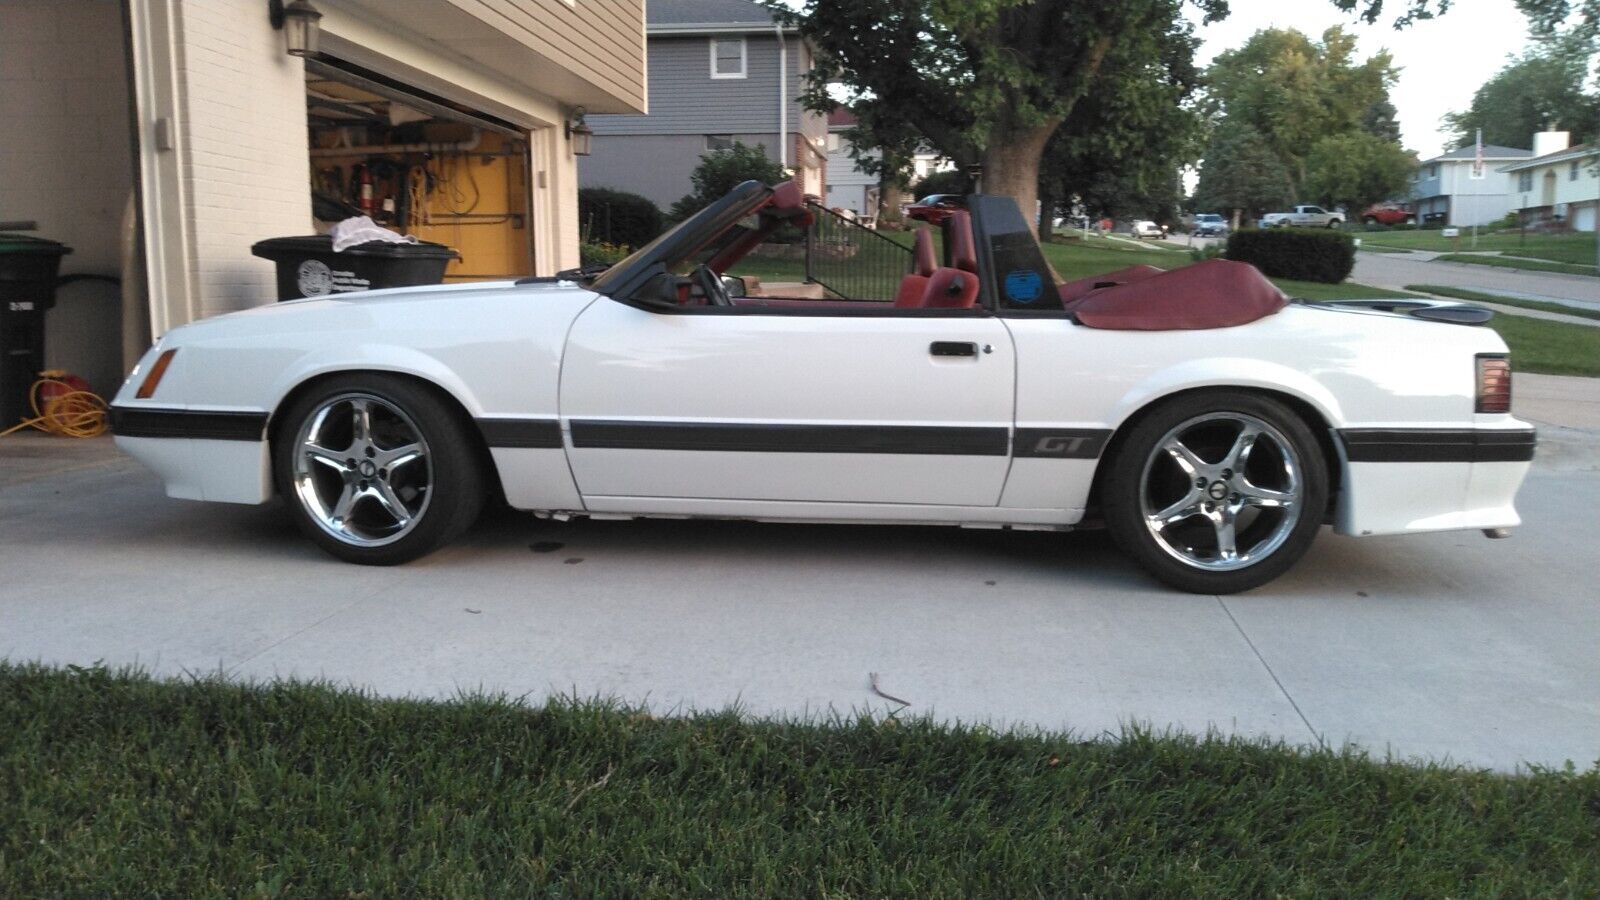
[587, 180, 773, 299]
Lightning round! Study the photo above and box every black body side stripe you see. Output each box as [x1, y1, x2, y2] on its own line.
[1339, 428, 1536, 463]
[1012, 428, 1112, 459]
[569, 420, 1011, 456]
[109, 406, 267, 441]
[477, 418, 563, 449]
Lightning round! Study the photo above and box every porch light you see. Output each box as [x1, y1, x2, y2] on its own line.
[566, 107, 594, 156]
[269, 0, 323, 58]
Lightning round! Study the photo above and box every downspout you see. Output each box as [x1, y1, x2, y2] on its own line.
[774, 21, 788, 173]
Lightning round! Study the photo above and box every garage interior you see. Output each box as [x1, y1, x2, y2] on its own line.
[305, 60, 535, 282]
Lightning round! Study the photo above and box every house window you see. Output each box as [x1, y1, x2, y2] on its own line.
[710, 38, 746, 79]
[1428, 164, 1439, 179]
[1518, 171, 1534, 192]
[825, 133, 842, 152]
[705, 135, 735, 152]
[1572, 160, 1581, 182]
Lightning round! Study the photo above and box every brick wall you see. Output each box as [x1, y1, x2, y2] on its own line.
[173, 0, 312, 318]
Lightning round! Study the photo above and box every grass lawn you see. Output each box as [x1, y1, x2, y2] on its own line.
[1433, 253, 1598, 278]
[3, 664, 1597, 897]
[1356, 228, 1597, 264]
[1404, 284, 1600, 322]
[1488, 313, 1600, 377]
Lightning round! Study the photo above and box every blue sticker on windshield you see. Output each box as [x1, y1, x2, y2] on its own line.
[1004, 270, 1044, 303]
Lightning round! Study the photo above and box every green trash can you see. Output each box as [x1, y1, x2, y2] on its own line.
[0, 234, 72, 428]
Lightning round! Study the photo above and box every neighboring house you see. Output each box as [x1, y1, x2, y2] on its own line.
[0, 0, 645, 399]
[824, 109, 879, 216]
[1411, 143, 1531, 226]
[580, 0, 828, 209]
[1498, 131, 1599, 232]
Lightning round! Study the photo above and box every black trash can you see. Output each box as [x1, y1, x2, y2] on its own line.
[0, 234, 71, 428]
[251, 235, 459, 301]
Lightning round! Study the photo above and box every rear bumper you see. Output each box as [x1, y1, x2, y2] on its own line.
[1333, 426, 1535, 536]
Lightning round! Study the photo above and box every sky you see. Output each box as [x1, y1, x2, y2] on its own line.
[1187, 0, 1538, 159]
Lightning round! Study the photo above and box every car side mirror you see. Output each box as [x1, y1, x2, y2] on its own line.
[720, 275, 747, 299]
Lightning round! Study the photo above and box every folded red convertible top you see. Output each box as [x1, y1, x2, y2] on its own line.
[1062, 259, 1288, 331]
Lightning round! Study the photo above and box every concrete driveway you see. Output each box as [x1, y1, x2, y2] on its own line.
[3, 387, 1596, 773]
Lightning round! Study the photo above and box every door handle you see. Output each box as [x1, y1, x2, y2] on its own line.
[929, 341, 979, 357]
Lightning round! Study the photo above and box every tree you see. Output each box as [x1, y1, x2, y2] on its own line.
[1205, 27, 1399, 191]
[1361, 99, 1403, 142]
[777, 0, 1227, 235]
[1192, 123, 1295, 226]
[1036, 9, 1206, 236]
[667, 142, 787, 222]
[1302, 132, 1417, 213]
[1442, 35, 1599, 148]
[775, 1, 1434, 231]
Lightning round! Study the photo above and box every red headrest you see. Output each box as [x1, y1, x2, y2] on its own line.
[949, 211, 977, 272]
[922, 267, 978, 309]
[911, 228, 937, 277]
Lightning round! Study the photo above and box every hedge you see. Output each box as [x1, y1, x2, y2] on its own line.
[578, 187, 662, 250]
[1225, 228, 1355, 284]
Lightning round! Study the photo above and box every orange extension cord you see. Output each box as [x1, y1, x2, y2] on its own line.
[0, 372, 109, 439]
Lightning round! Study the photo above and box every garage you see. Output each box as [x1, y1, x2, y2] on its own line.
[304, 60, 536, 282]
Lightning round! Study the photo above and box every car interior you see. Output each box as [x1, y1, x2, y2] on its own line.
[591, 180, 1290, 330]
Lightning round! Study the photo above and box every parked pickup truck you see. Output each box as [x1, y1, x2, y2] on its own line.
[1260, 205, 1344, 229]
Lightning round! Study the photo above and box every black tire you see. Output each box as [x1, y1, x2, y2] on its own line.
[1363, 217, 1378, 226]
[273, 373, 485, 565]
[1102, 391, 1329, 594]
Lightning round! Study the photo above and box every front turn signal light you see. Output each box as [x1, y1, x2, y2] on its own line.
[1476, 354, 1511, 414]
[135, 349, 178, 399]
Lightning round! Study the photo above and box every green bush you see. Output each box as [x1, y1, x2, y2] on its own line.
[668, 142, 787, 223]
[579, 240, 630, 268]
[578, 188, 662, 250]
[910, 169, 972, 200]
[1225, 228, 1355, 283]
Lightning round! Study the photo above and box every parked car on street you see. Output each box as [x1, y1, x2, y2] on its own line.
[1129, 220, 1164, 239]
[904, 194, 965, 224]
[1261, 205, 1344, 229]
[1362, 203, 1416, 226]
[1193, 213, 1228, 237]
[111, 180, 1533, 594]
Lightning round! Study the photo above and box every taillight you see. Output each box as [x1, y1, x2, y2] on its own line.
[135, 348, 177, 399]
[1476, 354, 1511, 414]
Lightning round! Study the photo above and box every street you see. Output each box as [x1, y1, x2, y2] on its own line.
[3, 378, 1596, 774]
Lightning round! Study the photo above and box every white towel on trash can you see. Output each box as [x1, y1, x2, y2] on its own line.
[330, 216, 419, 252]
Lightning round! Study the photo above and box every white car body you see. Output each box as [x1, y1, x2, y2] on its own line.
[1130, 220, 1164, 238]
[1261, 205, 1345, 228]
[111, 183, 1533, 589]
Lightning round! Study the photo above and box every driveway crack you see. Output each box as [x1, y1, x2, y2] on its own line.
[1216, 595, 1322, 746]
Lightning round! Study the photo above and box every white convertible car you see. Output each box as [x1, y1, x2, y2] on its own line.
[111, 181, 1534, 593]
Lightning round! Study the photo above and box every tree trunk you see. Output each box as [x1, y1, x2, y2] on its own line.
[1038, 190, 1056, 241]
[981, 121, 1059, 236]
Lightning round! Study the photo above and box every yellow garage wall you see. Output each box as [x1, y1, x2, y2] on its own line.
[408, 132, 532, 281]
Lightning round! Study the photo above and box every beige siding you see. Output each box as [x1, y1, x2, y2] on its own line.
[455, 0, 646, 113]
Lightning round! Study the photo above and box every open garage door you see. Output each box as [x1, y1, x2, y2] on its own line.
[305, 59, 535, 281]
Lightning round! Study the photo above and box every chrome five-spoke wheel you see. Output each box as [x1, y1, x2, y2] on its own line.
[1140, 413, 1300, 572]
[1103, 391, 1328, 593]
[292, 393, 433, 547]
[275, 374, 485, 565]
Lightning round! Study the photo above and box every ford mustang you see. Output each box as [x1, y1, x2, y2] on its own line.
[110, 180, 1534, 593]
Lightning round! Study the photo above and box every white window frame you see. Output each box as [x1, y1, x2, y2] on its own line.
[710, 37, 747, 79]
